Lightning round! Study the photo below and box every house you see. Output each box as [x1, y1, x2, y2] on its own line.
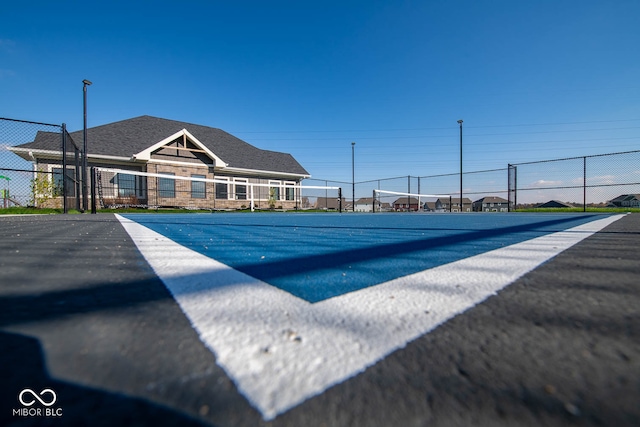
[9, 116, 310, 209]
[608, 194, 640, 208]
[423, 201, 437, 212]
[314, 197, 345, 211]
[537, 200, 574, 208]
[393, 197, 421, 211]
[354, 197, 390, 212]
[473, 196, 510, 212]
[439, 197, 472, 212]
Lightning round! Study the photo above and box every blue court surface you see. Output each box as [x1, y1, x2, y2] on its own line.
[118, 211, 627, 419]
[122, 212, 612, 303]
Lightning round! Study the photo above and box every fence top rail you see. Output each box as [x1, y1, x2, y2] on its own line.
[317, 168, 511, 186]
[355, 175, 413, 185]
[511, 149, 640, 166]
[1, 117, 62, 128]
[418, 167, 508, 179]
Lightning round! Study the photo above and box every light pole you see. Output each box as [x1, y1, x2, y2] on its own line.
[82, 79, 92, 212]
[457, 119, 463, 212]
[351, 142, 356, 212]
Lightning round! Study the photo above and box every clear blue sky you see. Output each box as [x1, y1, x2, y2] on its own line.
[2, 0, 639, 184]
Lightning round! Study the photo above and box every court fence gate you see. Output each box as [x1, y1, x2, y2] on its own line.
[0, 117, 85, 213]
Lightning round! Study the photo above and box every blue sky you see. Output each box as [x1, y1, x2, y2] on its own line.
[2, 1, 639, 185]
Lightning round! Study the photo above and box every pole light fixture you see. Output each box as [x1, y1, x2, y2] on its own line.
[457, 119, 463, 212]
[82, 79, 92, 212]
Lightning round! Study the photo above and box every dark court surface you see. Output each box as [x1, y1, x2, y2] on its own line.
[0, 213, 638, 426]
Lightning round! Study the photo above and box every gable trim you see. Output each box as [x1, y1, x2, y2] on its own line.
[133, 129, 227, 167]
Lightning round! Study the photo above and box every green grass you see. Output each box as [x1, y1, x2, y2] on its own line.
[515, 207, 640, 213]
[0, 206, 83, 215]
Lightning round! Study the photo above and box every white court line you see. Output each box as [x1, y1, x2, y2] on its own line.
[116, 214, 623, 420]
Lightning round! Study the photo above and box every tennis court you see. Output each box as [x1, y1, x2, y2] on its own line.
[1, 211, 638, 426]
[120, 212, 619, 303]
[116, 212, 625, 420]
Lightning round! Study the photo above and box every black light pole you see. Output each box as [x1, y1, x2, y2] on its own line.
[82, 79, 92, 212]
[351, 142, 356, 212]
[457, 119, 463, 212]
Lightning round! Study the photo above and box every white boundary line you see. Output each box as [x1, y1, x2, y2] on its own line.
[116, 214, 624, 420]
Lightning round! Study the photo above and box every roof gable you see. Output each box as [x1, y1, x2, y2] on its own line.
[133, 128, 226, 167]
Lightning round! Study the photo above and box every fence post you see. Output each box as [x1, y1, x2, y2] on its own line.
[583, 156, 587, 212]
[62, 124, 68, 214]
[508, 164, 517, 212]
[507, 165, 511, 212]
[407, 175, 411, 212]
[90, 167, 96, 214]
[372, 189, 376, 213]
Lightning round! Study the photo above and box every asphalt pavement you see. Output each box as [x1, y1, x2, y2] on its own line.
[0, 213, 638, 427]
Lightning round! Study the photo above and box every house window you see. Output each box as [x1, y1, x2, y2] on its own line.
[117, 174, 135, 196]
[269, 181, 281, 201]
[285, 182, 295, 201]
[52, 167, 76, 197]
[235, 179, 247, 200]
[116, 173, 146, 198]
[158, 173, 175, 198]
[215, 181, 229, 199]
[191, 174, 206, 199]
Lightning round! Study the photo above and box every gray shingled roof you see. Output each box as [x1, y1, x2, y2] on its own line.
[474, 196, 509, 204]
[17, 116, 309, 176]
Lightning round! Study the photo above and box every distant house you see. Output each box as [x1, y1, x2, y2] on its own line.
[440, 197, 472, 212]
[9, 115, 309, 209]
[537, 200, 574, 208]
[473, 196, 510, 212]
[314, 196, 345, 211]
[608, 194, 640, 208]
[423, 201, 437, 212]
[393, 197, 421, 211]
[354, 197, 390, 212]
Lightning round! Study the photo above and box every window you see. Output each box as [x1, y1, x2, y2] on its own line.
[191, 174, 206, 199]
[116, 173, 146, 198]
[158, 173, 175, 198]
[269, 181, 281, 201]
[117, 174, 135, 197]
[52, 168, 76, 197]
[235, 180, 247, 200]
[215, 181, 228, 199]
[285, 182, 295, 201]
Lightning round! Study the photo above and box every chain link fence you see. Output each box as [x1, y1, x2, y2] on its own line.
[509, 150, 640, 211]
[307, 168, 510, 212]
[0, 118, 83, 212]
[311, 150, 639, 213]
[3, 116, 638, 214]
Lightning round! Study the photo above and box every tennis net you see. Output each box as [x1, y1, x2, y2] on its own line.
[373, 189, 452, 212]
[92, 167, 342, 212]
